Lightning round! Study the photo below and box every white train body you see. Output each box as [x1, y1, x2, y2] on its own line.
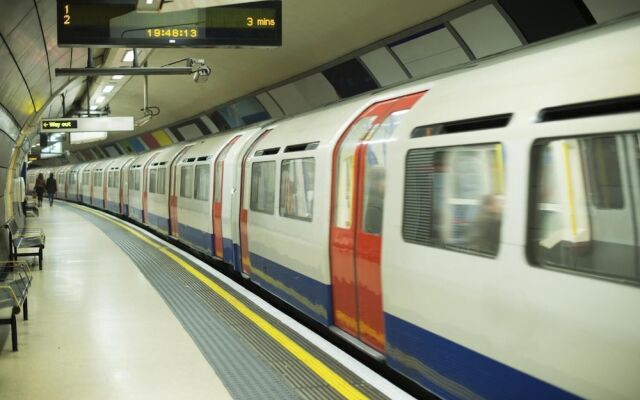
[28, 16, 640, 399]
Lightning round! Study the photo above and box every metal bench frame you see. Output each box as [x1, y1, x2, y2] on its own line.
[0, 261, 32, 351]
[4, 217, 45, 270]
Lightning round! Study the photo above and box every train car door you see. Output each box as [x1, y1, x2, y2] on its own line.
[169, 145, 194, 237]
[142, 154, 159, 223]
[213, 135, 241, 258]
[239, 129, 272, 275]
[330, 92, 425, 352]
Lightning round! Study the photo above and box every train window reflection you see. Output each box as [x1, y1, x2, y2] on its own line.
[529, 133, 640, 284]
[334, 116, 376, 229]
[194, 164, 210, 201]
[362, 111, 408, 234]
[180, 166, 193, 198]
[403, 143, 505, 257]
[280, 158, 315, 221]
[250, 161, 276, 214]
[156, 168, 166, 195]
[149, 169, 157, 193]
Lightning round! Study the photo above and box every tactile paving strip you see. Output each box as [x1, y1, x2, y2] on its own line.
[68, 204, 391, 400]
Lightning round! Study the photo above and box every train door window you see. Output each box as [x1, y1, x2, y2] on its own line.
[280, 158, 315, 221]
[528, 133, 640, 284]
[583, 136, 623, 209]
[334, 116, 376, 228]
[361, 110, 409, 234]
[156, 168, 166, 195]
[107, 171, 113, 188]
[129, 171, 134, 191]
[134, 170, 141, 191]
[94, 171, 102, 187]
[180, 166, 194, 198]
[149, 169, 157, 194]
[214, 163, 223, 202]
[250, 161, 276, 214]
[194, 164, 210, 201]
[114, 170, 120, 188]
[403, 143, 505, 257]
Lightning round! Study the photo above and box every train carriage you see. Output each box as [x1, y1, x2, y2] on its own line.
[105, 156, 135, 215]
[173, 132, 246, 256]
[381, 16, 640, 399]
[145, 144, 188, 234]
[127, 151, 161, 223]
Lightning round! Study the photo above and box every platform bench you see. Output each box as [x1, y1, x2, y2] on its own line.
[0, 261, 32, 351]
[4, 217, 45, 270]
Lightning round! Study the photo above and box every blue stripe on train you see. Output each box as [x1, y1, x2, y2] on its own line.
[92, 197, 104, 209]
[384, 313, 579, 400]
[249, 252, 331, 325]
[148, 212, 170, 232]
[222, 238, 237, 268]
[130, 206, 144, 222]
[106, 200, 120, 214]
[178, 223, 214, 256]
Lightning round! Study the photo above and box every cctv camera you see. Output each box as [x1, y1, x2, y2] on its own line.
[192, 66, 211, 83]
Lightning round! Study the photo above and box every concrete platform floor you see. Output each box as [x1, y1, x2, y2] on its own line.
[0, 204, 232, 400]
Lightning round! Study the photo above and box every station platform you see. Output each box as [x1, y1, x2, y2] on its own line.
[0, 203, 411, 400]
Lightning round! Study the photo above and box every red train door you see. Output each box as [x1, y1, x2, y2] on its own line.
[142, 154, 159, 223]
[213, 135, 241, 258]
[169, 145, 193, 236]
[239, 129, 272, 275]
[329, 91, 426, 352]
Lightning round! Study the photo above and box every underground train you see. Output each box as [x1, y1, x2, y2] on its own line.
[28, 15, 640, 400]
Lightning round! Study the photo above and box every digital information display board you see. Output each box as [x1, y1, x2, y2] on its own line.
[57, 0, 282, 48]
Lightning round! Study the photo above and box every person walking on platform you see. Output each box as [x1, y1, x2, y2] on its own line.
[34, 173, 46, 207]
[46, 172, 57, 207]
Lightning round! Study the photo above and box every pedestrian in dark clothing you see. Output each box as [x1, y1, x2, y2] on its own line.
[46, 173, 57, 207]
[35, 173, 46, 207]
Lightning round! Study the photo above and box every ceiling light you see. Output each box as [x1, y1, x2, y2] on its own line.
[95, 96, 106, 104]
[112, 75, 124, 80]
[102, 85, 115, 93]
[122, 50, 134, 62]
[146, 0, 153, 4]
[90, 105, 98, 110]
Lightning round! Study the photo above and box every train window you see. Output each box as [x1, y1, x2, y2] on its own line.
[107, 171, 114, 188]
[93, 171, 102, 187]
[149, 169, 157, 194]
[214, 163, 223, 202]
[403, 143, 505, 257]
[180, 166, 194, 198]
[528, 133, 640, 284]
[250, 161, 276, 214]
[361, 111, 408, 234]
[583, 136, 624, 209]
[194, 164, 210, 201]
[334, 116, 377, 228]
[133, 170, 141, 191]
[114, 171, 120, 188]
[156, 168, 166, 195]
[280, 158, 315, 221]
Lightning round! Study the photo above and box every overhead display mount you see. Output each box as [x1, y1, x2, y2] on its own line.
[57, 0, 282, 48]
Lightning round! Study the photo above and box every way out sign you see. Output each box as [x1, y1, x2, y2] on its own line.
[40, 117, 134, 132]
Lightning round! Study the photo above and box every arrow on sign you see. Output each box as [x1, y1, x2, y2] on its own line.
[43, 122, 49, 128]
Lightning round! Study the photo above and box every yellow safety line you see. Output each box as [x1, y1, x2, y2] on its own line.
[70, 203, 368, 400]
[562, 143, 577, 236]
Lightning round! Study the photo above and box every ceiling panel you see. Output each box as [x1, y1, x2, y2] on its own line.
[450, 4, 522, 58]
[0, 0, 32, 37]
[360, 47, 409, 87]
[0, 44, 32, 126]
[583, 0, 640, 23]
[391, 27, 470, 78]
[7, 9, 48, 80]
